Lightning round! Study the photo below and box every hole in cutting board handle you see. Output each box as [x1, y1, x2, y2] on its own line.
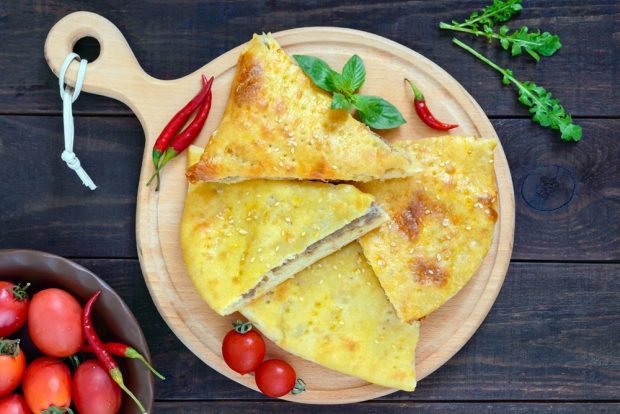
[73, 36, 101, 62]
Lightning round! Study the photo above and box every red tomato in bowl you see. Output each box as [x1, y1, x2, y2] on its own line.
[23, 357, 72, 413]
[0, 281, 30, 337]
[28, 288, 83, 357]
[72, 359, 121, 414]
[0, 394, 30, 414]
[255, 359, 298, 397]
[0, 340, 26, 397]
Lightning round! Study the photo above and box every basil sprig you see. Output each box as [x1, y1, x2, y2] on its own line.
[293, 54, 405, 129]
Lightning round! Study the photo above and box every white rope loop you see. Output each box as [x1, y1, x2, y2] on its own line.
[58, 53, 96, 190]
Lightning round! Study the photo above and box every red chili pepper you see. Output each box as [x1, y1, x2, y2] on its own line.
[82, 342, 165, 380]
[146, 80, 214, 186]
[151, 75, 213, 190]
[405, 79, 458, 131]
[83, 291, 147, 414]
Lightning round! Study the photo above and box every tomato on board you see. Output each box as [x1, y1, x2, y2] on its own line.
[255, 359, 298, 398]
[23, 357, 72, 413]
[0, 339, 26, 398]
[0, 394, 30, 414]
[72, 359, 121, 414]
[222, 321, 266, 374]
[28, 288, 84, 357]
[0, 281, 30, 337]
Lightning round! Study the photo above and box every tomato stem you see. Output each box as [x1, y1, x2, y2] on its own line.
[291, 378, 306, 395]
[11, 282, 30, 301]
[232, 320, 253, 334]
[0, 338, 20, 357]
[41, 406, 74, 414]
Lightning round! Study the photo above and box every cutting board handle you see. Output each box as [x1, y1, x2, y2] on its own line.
[44, 11, 154, 115]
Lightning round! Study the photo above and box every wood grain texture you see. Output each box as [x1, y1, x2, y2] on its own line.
[1, 117, 616, 261]
[151, 402, 620, 413]
[41, 15, 514, 403]
[73, 259, 620, 401]
[0, 0, 617, 116]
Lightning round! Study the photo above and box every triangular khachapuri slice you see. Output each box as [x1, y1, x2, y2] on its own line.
[186, 34, 416, 183]
[357, 136, 498, 322]
[241, 242, 420, 391]
[181, 146, 388, 315]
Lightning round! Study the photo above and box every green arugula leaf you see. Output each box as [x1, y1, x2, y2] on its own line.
[331, 92, 352, 110]
[341, 55, 366, 93]
[352, 95, 406, 130]
[452, 38, 581, 141]
[293, 55, 339, 92]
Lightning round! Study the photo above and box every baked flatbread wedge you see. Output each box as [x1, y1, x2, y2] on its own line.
[357, 136, 498, 322]
[241, 242, 420, 391]
[186, 34, 417, 183]
[181, 146, 388, 315]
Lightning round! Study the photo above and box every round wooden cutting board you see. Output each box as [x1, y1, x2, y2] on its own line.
[45, 12, 514, 404]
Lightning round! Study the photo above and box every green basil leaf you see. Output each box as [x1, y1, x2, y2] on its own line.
[293, 55, 338, 92]
[341, 55, 366, 92]
[352, 95, 406, 129]
[328, 72, 348, 93]
[331, 92, 352, 110]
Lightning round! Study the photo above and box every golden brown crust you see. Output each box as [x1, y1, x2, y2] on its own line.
[357, 136, 498, 322]
[186, 34, 419, 183]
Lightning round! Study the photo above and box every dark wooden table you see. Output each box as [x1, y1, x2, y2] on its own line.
[1, 1, 618, 412]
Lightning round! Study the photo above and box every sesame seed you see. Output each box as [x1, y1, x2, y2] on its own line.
[238, 229, 248, 235]
[285, 217, 291, 223]
[377, 260, 385, 266]
[301, 231, 306, 237]
[442, 218, 450, 226]
[436, 253, 442, 261]
[250, 257, 255, 263]
[466, 225, 472, 231]
[275, 246, 280, 252]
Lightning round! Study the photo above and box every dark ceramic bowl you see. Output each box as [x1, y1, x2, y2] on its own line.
[0, 249, 154, 414]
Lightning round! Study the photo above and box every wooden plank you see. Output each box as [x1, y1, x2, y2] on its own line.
[152, 402, 620, 413]
[0, 0, 617, 116]
[0, 116, 617, 261]
[72, 259, 620, 400]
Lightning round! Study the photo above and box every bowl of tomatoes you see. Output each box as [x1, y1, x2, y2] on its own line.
[0, 249, 155, 414]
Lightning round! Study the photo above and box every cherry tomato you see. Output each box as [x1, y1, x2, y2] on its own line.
[0, 281, 30, 337]
[0, 394, 30, 414]
[23, 357, 72, 413]
[222, 321, 265, 374]
[72, 359, 121, 414]
[28, 288, 83, 357]
[0, 339, 26, 398]
[255, 359, 298, 397]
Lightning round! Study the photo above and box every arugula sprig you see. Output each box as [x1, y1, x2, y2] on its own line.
[440, 23, 561, 61]
[293, 54, 405, 129]
[440, 0, 561, 61]
[453, 38, 581, 141]
[444, 0, 523, 31]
